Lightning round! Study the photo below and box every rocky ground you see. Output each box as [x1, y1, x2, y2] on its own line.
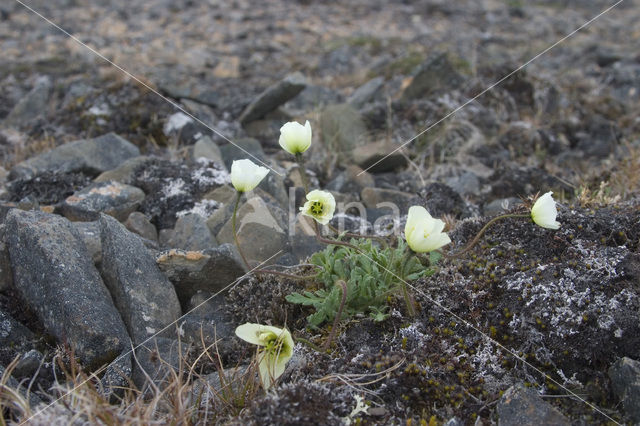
[1, 0, 640, 424]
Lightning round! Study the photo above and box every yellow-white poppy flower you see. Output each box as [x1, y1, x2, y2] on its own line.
[300, 190, 336, 225]
[230, 159, 269, 193]
[235, 323, 294, 390]
[404, 206, 451, 253]
[531, 191, 560, 230]
[279, 120, 312, 155]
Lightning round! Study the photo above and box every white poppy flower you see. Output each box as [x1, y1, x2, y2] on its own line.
[230, 159, 269, 193]
[235, 323, 294, 390]
[404, 206, 451, 253]
[300, 190, 336, 225]
[531, 191, 560, 230]
[279, 120, 312, 155]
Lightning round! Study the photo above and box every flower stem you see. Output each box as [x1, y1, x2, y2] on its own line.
[448, 213, 530, 258]
[295, 153, 311, 195]
[322, 280, 347, 351]
[232, 191, 252, 270]
[399, 249, 416, 317]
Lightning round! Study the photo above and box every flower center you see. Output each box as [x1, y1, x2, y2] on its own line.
[310, 201, 324, 215]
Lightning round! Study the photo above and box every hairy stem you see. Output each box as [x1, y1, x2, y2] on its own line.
[323, 280, 348, 351]
[295, 152, 311, 195]
[399, 249, 416, 317]
[232, 191, 252, 270]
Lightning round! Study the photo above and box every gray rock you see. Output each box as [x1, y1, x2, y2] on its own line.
[0, 308, 38, 365]
[361, 187, 414, 211]
[94, 156, 154, 185]
[239, 72, 307, 124]
[179, 292, 234, 351]
[100, 351, 132, 402]
[132, 336, 186, 390]
[497, 384, 569, 426]
[61, 181, 145, 222]
[445, 172, 481, 197]
[167, 213, 217, 251]
[192, 136, 224, 167]
[12, 349, 43, 378]
[217, 197, 288, 266]
[609, 357, 640, 423]
[575, 118, 620, 159]
[5, 209, 129, 368]
[326, 165, 375, 195]
[257, 170, 289, 209]
[219, 137, 267, 171]
[483, 198, 522, 217]
[71, 221, 102, 265]
[401, 52, 465, 100]
[416, 182, 471, 219]
[10, 133, 140, 181]
[351, 139, 407, 173]
[156, 244, 246, 308]
[320, 104, 368, 164]
[0, 224, 12, 292]
[99, 214, 181, 344]
[3, 76, 51, 128]
[243, 118, 288, 148]
[125, 211, 158, 242]
[282, 84, 343, 116]
[205, 201, 236, 238]
[348, 77, 385, 108]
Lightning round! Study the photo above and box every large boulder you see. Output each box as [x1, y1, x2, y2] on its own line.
[5, 209, 130, 369]
[99, 214, 182, 344]
[9, 133, 140, 181]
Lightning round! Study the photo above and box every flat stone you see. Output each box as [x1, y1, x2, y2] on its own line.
[167, 213, 217, 251]
[282, 84, 343, 116]
[99, 214, 182, 344]
[192, 136, 224, 167]
[326, 165, 375, 195]
[132, 158, 230, 230]
[609, 357, 640, 423]
[125, 211, 158, 242]
[61, 181, 145, 222]
[219, 137, 267, 172]
[497, 384, 569, 426]
[401, 52, 465, 100]
[239, 72, 307, 124]
[348, 77, 385, 108]
[94, 156, 155, 185]
[3, 76, 51, 129]
[9, 133, 140, 181]
[361, 187, 414, 211]
[156, 245, 246, 308]
[5, 209, 129, 369]
[216, 197, 288, 265]
[351, 140, 407, 173]
[320, 104, 368, 164]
